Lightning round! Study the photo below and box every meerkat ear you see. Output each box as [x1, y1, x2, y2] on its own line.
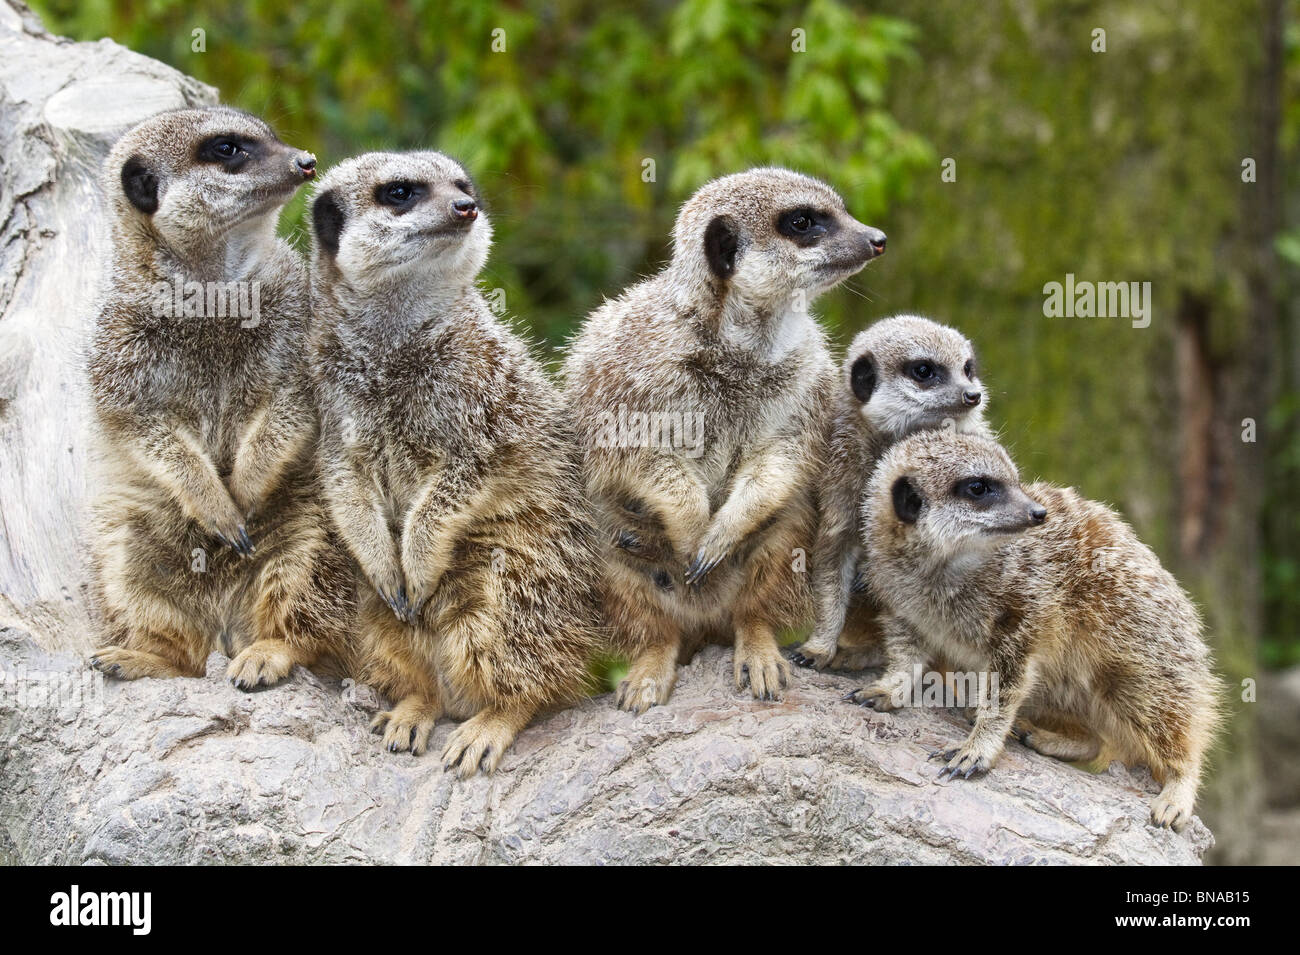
[703, 216, 739, 280]
[892, 476, 923, 524]
[312, 190, 345, 257]
[120, 156, 159, 215]
[850, 353, 877, 404]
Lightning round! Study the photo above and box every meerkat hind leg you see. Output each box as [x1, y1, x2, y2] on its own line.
[227, 638, 313, 691]
[89, 644, 192, 680]
[734, 622, 790, 701]
[1150, 772, 1197, 832]
[616, 638, 681, 714]
[441, 702, 533, 779]
[372, 692, 443, 756]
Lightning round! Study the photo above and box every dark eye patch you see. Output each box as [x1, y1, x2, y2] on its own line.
[453, 178, 475, 197]
[776, 207, 835, 246]
[955, 477, 1004, 506]
[375, 180, 426, 212]
[906, 359, 948, 387]
[197, 135, 257, 171]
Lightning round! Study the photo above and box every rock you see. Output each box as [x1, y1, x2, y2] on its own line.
[0, 629, 1211, 864]
[0, 0, 216, 651]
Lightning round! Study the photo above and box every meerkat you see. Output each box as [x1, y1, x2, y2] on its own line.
[308, 151, 604, 776]
[847, 430, 1221, 831]
[87, 107, 356, 689]
[563, 167, 887, 713]
[789, 315, 990, 670]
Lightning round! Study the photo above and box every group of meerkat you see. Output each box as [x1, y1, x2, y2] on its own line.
[86, 106, 1220, 828]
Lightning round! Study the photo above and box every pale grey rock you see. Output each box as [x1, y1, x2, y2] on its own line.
[0, 629, 1212, 864]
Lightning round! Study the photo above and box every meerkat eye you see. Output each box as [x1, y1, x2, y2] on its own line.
[910, 362, 937, 382]
[454, 179, 473, 196]
[198, 137, 249, 164]
[963, 358, 975, 378]
[376, 181, 424, 209]
[958, 478, 1002, 502]
[777, 208, 828, 243]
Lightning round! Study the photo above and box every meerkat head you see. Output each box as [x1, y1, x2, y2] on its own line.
[104, 106, 316, 259]
[846, 315, 986, 440]
[866, 431, 1046, 564]
[309, 151, 489, 292]
[669, 167, 885, 315]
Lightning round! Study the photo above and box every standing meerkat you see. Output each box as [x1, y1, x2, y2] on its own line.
[563, 168, 886, 713]
[88, 107, 356, 688]
[790, 315, 990, 670]
[848, 430, 1221, 831]
[309, 151, 604, 776]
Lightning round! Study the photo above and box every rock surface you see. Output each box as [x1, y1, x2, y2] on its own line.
[0, 629, 1212, 864]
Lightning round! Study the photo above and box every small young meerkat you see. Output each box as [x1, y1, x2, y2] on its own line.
[790, 315, 989, 670]
[848, 430, 1222, 831]
[309, 151, 604, 776]
[563, 167, 886, 713]
[88, 107, 356, 688]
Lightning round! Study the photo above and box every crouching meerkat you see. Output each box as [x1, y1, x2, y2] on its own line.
[309, 151, 604, 776]
[88, 107, 356, 687]
[563, 168, 886, 713]
[848, 430, 1222, 831]
[790, 315, 990, 670]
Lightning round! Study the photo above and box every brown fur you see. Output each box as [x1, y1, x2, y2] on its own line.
[793, 315, 990, 670]
[849, 430, 1223, 831]
[308, 151, 603, 776]
[87, 107, 356, 688]
[562, 167, 886, 712]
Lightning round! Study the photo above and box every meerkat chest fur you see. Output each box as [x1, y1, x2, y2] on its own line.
[316, 297, 529, 510]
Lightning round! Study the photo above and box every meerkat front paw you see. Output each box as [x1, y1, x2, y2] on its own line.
[227, 639, 299, 691]
[440, 711, 519, 778]
[785, 631, 836, 669]
[89, 646, 186, 680]
[734, 635, 790, 702]
[843, 671, 909, 711]
[615, 646, 679, 714]
[371, 695, 440, 755]
[930, 737, 1001, 780]
[369, 572, 412, 623]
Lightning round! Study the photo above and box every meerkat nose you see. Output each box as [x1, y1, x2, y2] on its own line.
[963, 390, 982, 406]
[1029, 505, 1047, 524]
[295, 154, 317, 178]
[452, 197, 478, 220]
[866, 227, 887, 255]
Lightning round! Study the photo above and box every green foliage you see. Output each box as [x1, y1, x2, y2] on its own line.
[33, 0, 932, 345]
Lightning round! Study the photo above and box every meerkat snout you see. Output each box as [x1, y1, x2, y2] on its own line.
[295, 154, 317, 178]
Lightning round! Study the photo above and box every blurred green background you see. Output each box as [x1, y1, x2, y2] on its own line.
[32, 0, 1297, 864]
